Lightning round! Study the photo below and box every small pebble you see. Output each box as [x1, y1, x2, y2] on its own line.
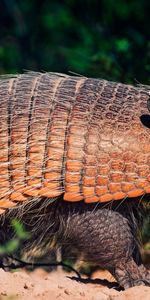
[1, 291, 7, 296]
[58, 285, 64, 289]
[80, 291, 85, 296]
[64, 288, 70, 295]
[24, 283, 29, 289]
[56, 293, 62, 298]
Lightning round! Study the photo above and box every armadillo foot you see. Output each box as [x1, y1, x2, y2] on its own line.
[0, 256, 22, 271]
[113, 260, 150, 289]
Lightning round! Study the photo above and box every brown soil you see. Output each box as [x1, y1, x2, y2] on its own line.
[0, 268, 150, 300]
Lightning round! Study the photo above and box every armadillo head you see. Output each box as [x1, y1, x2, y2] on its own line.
[63, 80, 150, 203]
[92, 84, 150, 202]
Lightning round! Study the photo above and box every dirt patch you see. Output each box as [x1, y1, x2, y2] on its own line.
[0, 268, 149, 300]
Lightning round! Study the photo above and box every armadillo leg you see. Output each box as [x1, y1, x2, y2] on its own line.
[114, 259, 150, 289]
[62, 202, 150, 289]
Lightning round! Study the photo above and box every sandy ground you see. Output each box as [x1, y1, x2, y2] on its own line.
[0, 268, 150, 300]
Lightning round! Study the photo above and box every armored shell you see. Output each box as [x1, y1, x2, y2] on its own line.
[0, 72, 150, 214]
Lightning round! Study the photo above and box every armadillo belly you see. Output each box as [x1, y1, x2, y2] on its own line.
[0, 72, 150, 213]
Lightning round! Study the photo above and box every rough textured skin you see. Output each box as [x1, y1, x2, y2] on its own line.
[0, 72, 150, 212]
[0, 72, 150, 289]
[0, 198, 150, 289]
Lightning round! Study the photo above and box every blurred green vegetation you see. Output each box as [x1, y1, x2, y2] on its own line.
[0, 219, 30, 256]
[0, 0, 149, 84]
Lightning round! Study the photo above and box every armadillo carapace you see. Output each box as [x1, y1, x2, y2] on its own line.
[0, 72, 150, 213]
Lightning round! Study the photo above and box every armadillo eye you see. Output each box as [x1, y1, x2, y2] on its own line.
[140, 115, 150, 128]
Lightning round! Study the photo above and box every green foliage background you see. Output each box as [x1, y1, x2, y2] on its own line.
[0, 0, 149, 84]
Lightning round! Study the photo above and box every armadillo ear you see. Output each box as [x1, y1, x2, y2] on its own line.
[140, 114, 150, 128]
[147, 98, 150, 112]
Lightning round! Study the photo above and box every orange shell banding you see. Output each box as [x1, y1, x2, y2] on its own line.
[10, 192, 28, 202]
[66, 161, 83, 172]
[21, 186, 40, 197]
[65, 173, 81, 183]
[0, 180, 9, 188]
[113, 192, 126, 200]
[121, 182, 135, 192]
[38, 187, 62, 198]
[145, 186, 150, 193]
[108, 183, 121, 193]
[63, 192, 83, 201]
[0, 73, 150, 213]
[84, 195, 99, 203]
[65, 184, 80, 193]
[99, 194, 113, 202]
[127, 189, 144, 198]
[0, 199, 16, 209]
[83, 177, 95, 186]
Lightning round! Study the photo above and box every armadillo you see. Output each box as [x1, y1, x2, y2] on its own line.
[0, 72, 150, 289]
